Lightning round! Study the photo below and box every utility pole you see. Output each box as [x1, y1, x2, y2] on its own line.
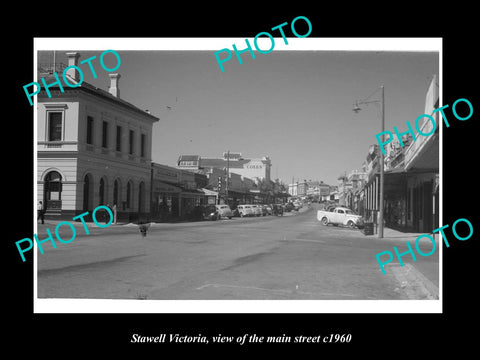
[378, 85, 385, 238]
[226, 150, 230, 206]
[352, 85, 385, 238]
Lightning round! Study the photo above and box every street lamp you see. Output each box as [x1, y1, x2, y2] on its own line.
[353, 85, 385, 238]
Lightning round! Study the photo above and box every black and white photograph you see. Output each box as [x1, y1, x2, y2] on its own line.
[7, 7, 478, 354]
[32, 38, 441, 313]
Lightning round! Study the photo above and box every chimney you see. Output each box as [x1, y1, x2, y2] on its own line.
[108, 73, 121, 98]
[65, 52, 80, 81]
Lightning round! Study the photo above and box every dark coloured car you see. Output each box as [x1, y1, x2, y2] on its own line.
[200, 205, 220, 220]
[284, 203, 294, 212]
[324, 203, 338, 212]
[264, 204, 273, 215]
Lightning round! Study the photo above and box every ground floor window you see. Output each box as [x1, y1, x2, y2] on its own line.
[45, 171, 62, 200]
[126, 181, 133, 208]
[113, 179, 120, 206]
[99, 178, 105, 205]
[138, 181, 145, 213]
[44, 171, 62, 211]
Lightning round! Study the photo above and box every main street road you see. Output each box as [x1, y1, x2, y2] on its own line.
[37, 204, 439, 302]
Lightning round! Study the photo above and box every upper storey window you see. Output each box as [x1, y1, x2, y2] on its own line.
[47, 112, 63, 141]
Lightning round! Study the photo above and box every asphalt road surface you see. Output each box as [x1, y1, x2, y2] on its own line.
[37, 204, 439, 302]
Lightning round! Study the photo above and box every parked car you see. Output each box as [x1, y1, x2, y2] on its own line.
[293, 201, 302, 210]
[259, 205, 268, 216]
[324, 203, 338, 212]
[272, 204, 284, 216]
[251, 204, 262, 217]
[263, 204, 272, 215]
[200, 205, 220, 221]
[284, 202, 294, 212]
[215, 204, 233, 219]
[236, 204, 254, 217]
[317, 206, 364, 228]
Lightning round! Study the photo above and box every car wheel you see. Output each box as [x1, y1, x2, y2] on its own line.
[321, 217, 329, 226]
[240, 213, 244, 217]
[347, 220, 355, 228]
[228, 216, 232, 219]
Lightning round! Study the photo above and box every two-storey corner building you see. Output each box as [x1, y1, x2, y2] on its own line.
[37, 51, 159, 222]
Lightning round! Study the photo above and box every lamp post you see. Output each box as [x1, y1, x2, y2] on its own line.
[226, 150, 230, 206]
[353, 85, 385, 238]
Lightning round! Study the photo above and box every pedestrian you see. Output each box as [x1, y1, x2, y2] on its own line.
[37, 201, 45, 224]
[106, 203, 112, 224]
[112, 203, 117, 224]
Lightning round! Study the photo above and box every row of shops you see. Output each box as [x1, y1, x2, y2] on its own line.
[348, 151, 439, 234]
[150, 163, 289, 222]
[341, 74, 440, 234]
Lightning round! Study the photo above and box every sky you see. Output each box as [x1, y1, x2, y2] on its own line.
[37, 40, 439, 186]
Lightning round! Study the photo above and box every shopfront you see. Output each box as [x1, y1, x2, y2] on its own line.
[383, 171, 408, 230]
[151, 180, 181, 221]
[151, 162, 211, 221]
[201, 188, 218, 205]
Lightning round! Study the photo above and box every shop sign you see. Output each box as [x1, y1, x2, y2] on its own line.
[245, 161, 263, 169]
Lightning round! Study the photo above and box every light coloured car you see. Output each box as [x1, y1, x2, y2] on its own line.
[251, 204, 262, 217]
[317, 207, 364, 228]
[236, 204, 254, 217]
[215, 204, 233, 219]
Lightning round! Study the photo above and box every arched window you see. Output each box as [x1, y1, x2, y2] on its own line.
[126, 181, 133, 209]
[138, 181, 145, 213]
[83, 174, 93, 211]
[44, 171, 62, 212]
[44, 171, 62, 201]
[113, 179, 120, 206]
[99, 178, 105, 205]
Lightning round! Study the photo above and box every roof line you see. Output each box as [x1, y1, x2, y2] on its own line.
[38, 76, 160, 122]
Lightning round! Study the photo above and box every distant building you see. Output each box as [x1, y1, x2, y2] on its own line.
[288, 182, 298, 196]
[177, 152, 278, 204]
[177, 152, 271, 183]
[308, 180, 330, 199]
[344, 170, 367, 212]
[297, 180, 308, 197]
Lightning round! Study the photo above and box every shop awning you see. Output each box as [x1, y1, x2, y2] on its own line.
[152, 181, 182, 193]
[200, 188, 218, 196]
[179, 188, 206, 197]
[228, 189, 253, 196]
